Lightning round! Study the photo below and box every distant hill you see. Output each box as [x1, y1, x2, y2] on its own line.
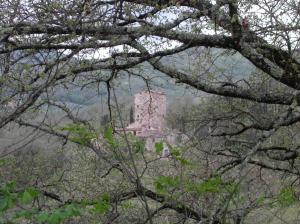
[0, 47, 257, 107]
[51, 47, 257, 106]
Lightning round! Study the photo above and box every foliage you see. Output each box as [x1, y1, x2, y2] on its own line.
[276, 187, 297, 207]
[1, 0, 300, 223]
[60, 123, 96, 145]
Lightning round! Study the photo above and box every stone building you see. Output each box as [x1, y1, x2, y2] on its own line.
[125, 90, 182, 155]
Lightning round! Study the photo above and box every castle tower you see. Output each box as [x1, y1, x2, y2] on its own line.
[134, 90, 166, 133]
[96, 90, 183, 153]
[125, 90, 167, 138]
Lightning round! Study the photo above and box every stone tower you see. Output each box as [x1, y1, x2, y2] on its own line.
[125, 90, 167, 137]
[123, 90, 182, 153]
[95, 90, 182, 154]
[133, 90, 166, 135]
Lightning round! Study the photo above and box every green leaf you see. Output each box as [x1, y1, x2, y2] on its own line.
[155, 142, 164, 154]
[20, 188, 39, 204]
[5, 182, 16, 192]
[91, 193, 111, 214]
[177, 157, 190, 166]
[14, 210, 33, 219]
[60, 123, 95, 145]
[35, 204, 81, 224]
[170, 148, 190, 166]
[21, 191, 33, 204]
[155, 176, 180, 194]
[92, 202, 110, 214]
[133, 139, 145, 154]
[200, 176, 222, 193]
[0, 197, 13, 212]
[0, 159, 7, 167]
[186, 176, 222, 195]
[277, 187, 296, 207]
[48, 213, 62, 224]
[170, 149, 180, 157]
[101, 192, 110, 203]
[36, 212, 49, 223]
[104, 126, 113, 141]
[104, 126, 116, 147]
[64, 204, 82, 217]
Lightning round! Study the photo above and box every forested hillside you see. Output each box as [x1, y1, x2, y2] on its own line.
[1, 1, 300, 224]
[52, 47, 256, 106]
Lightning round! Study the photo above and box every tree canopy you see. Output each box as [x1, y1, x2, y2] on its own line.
[1, 0, 300, 223]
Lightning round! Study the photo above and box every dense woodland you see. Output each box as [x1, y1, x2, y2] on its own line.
[1, 0, 300, 223]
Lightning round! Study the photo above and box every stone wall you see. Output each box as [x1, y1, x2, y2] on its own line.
[133, 90, 167, 136]
[124, 90, 184, 154]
